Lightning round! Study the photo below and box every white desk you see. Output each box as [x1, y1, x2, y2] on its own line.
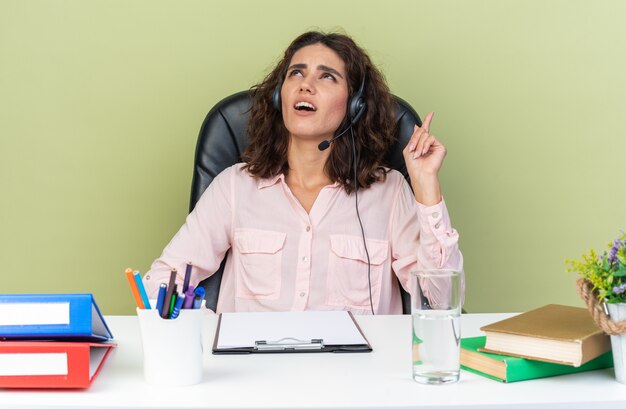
[1, 313, 625, 409]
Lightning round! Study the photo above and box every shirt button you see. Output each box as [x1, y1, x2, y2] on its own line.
[302, 256, 309, 262]
[306, 226, 311, 232]
[300, 292, 306, 297]
[145, 275, 151, 280]
[434, 223, 441, 229]
[432, 212, 439, 219]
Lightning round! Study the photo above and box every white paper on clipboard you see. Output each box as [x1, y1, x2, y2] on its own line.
[214, 310, 369, 351]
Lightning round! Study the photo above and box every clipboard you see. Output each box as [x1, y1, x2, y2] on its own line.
[212, 311, 372, 354]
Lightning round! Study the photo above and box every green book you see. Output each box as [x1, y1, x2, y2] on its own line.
[460, 336, 613, 383]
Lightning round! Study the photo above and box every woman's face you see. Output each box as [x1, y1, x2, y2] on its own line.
[280, 43, 349, 143]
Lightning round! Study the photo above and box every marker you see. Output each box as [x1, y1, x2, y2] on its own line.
[193, 287, 205, 309]
[125, 268, 145, 309]
[169, 290, 177, 319]
[170, 293, 185, 319]
[183, 262, 192, 293]
[155, 283, 167, 316]
[133, 271, 151, 309]
[161, 269, 177, 319]
[183, 285, 195, 309]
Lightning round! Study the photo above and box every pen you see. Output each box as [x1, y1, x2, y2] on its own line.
[193, 287, 205, 309]
[133, 271, 151, 309]
[161, 269, 177, 319]
[125, 268, 145, 309]
[169, 290, 177, 319]
[170, 293, 185, 319]
[183, 285, 195, 309]
[156, 283, 167, 316]
[183, 262, 192, 293]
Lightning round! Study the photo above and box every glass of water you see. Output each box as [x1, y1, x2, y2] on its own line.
[411, 269, 462, 384]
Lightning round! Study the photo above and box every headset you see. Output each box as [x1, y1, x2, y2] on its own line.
[273, 74, 375, 315]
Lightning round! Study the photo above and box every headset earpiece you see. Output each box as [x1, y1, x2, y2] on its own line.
[272, 81, 282, 112]
[348, 77, 366, 125]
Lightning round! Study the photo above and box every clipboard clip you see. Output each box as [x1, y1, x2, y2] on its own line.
[255, 337, 324, 351]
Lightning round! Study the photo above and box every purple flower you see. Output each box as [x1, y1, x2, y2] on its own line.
[613, 283, 626, 295]
[608, 238, 622, 266]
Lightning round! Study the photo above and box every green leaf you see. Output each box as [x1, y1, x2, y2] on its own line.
[614, 264, 626, 278]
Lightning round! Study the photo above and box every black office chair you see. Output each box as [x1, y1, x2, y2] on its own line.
[189, 90, 421, 314]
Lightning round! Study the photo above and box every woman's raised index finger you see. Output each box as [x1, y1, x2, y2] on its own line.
[420, 112, 435, 133]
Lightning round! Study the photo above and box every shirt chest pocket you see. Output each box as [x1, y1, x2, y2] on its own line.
[234, 229, 286, 300]
[326, 234, 389, 309]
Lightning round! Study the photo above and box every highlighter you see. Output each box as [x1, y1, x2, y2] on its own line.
[170, 293, 185, 319]
[168, 290, 177, 319]
[183, 285, 195, 309]
[155, 283, 167, 316]
[193, 287, 206, 309]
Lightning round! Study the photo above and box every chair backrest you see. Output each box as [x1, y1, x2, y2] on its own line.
[190, 91, 422, 314]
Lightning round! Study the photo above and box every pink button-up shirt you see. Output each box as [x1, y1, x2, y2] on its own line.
[144, 164, 463, 314]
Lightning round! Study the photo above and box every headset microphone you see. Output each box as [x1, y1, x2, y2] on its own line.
[318, 124, 353, 151]
[317, 140, 332, 151]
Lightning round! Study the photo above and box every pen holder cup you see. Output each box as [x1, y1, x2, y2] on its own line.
[136, 308, 203, 386]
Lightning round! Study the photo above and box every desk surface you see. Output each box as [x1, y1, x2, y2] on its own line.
[1, 313, 625, 409]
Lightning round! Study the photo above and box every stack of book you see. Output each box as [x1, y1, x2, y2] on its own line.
[461, 304, 613, 383]
[0, 293, 116, 388]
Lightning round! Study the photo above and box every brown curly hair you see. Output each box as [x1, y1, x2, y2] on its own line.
[242, 31, 397, 193]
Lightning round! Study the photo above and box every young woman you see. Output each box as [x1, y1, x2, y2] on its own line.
[143, 31, 463, 314]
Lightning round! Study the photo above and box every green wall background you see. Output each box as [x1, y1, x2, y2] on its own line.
[1, 0, 624, 315]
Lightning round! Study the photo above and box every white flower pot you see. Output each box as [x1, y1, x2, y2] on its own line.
[607, 303, 626, 384]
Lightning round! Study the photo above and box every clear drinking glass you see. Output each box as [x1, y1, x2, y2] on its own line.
[411, 269, 462, 384]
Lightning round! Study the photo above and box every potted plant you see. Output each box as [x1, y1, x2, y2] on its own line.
[567, 231, 626, 384]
